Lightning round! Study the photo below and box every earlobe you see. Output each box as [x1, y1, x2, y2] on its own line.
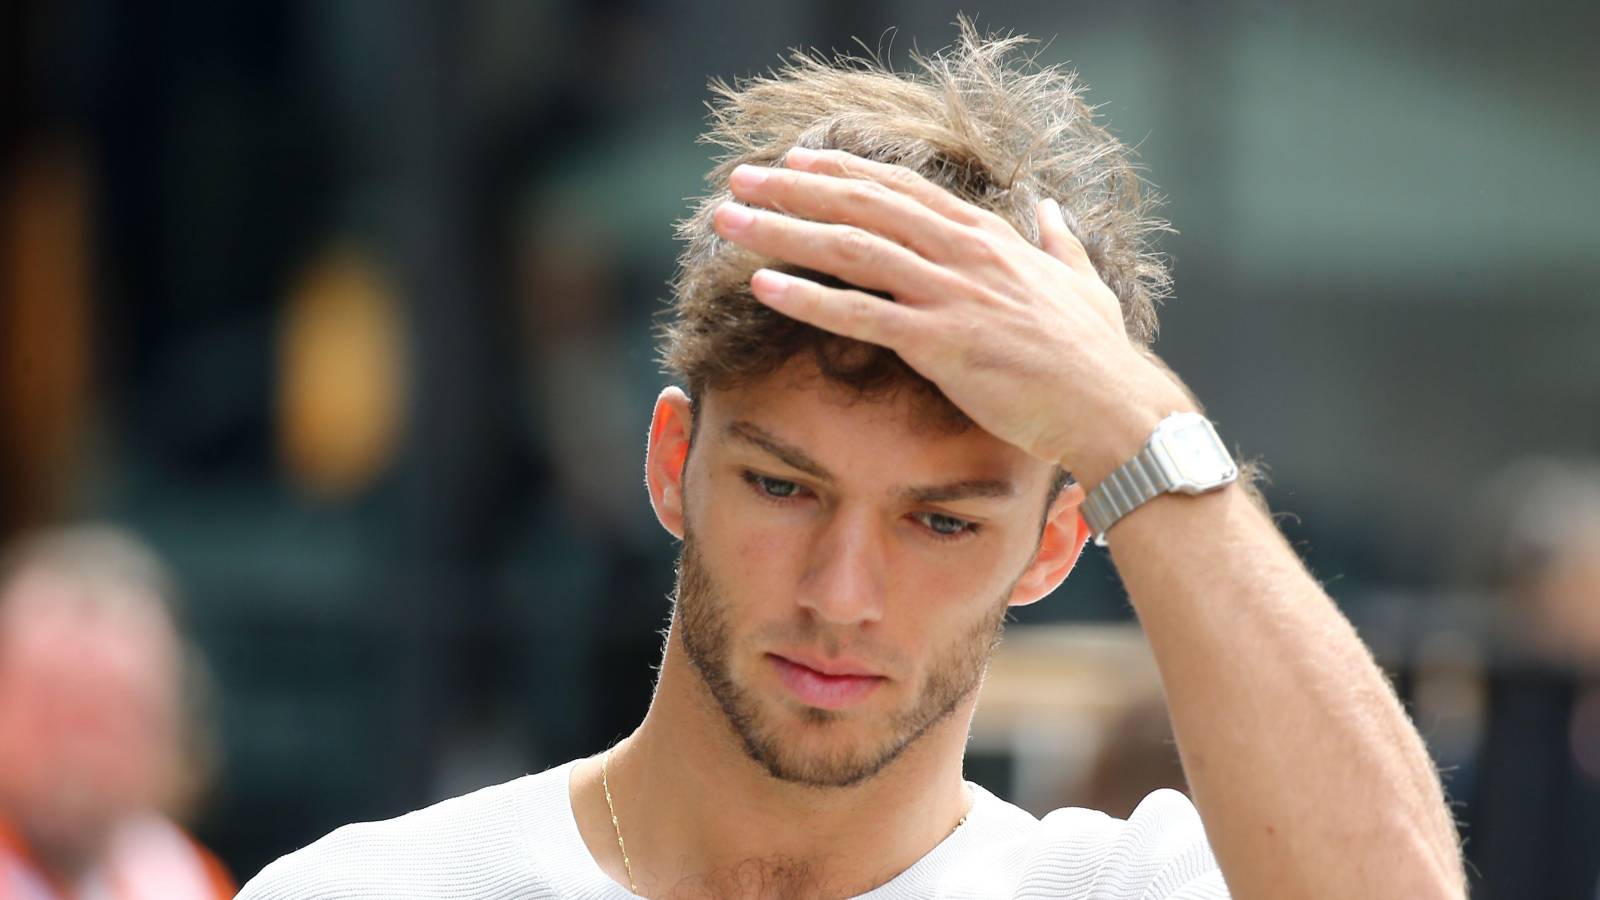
[1008, 484, 1092, 607]
[645, 387, 695, 539]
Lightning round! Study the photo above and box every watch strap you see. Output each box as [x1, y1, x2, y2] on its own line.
[1081, 443, 1176, 547]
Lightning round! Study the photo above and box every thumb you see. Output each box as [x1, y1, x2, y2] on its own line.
[1036, 198, 1097, 279]
[1037, 198, 1128, 338]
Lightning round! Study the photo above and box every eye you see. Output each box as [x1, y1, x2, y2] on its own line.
[912, 511, 980, 540]
[741, 470, 806, 501]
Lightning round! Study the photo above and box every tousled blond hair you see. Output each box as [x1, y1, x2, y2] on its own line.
[657, 20, 1273, 512]
[661, 18, 1174, 406]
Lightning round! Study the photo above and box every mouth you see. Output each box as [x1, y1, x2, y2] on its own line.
[767, 653, 887, 711]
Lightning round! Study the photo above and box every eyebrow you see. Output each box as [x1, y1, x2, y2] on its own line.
[723, 420, 1019, 505]
[725, 420, 832, 480]
[901, 479, 1017, 504]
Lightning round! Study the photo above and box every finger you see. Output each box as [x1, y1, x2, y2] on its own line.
[749, 268, 921, 349]
[1037, 199, 1127, 337]
[782, 146, 1002, 232]
[1036, 198, 1097, 280]
[728, 163, 970, 262]
[713, 202, 963, 303]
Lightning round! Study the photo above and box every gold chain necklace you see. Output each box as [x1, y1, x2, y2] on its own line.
[602, 747, 970, 897]
[602, 747, 638, 893]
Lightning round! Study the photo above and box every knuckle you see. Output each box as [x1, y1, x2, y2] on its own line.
[842, 179, 884, 209]
[834, 227, 877, 264]
[813, 148, 848, 172]
[884, 165, 922, 193]
[872, 302, 909, 340]
[846, 296, 878, 330]
[794, 288, 825, 318]
[967, 232, 1007, 265]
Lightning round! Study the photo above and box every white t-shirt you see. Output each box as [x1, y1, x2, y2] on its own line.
[238, 760, 1229, 898]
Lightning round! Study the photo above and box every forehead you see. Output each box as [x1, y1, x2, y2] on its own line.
[696, 358, 1051, 493]
[0, 570, 178, 656]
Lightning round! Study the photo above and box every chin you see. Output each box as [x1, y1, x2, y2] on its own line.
[724, 676, 915, 789]
[750, 730, 900, 789]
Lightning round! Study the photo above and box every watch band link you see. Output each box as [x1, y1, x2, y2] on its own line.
[1081, 446, 1174, 547]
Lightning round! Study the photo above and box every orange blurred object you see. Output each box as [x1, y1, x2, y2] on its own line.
[275, 243, 409, 500]
[0, 142, 94, 539]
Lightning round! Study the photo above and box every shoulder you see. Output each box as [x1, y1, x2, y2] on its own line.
[237, 763, 575, 900]
[1032, 789, 1226, 899]
[107, 815, 237, 898]
[939, 787, 1227, 899]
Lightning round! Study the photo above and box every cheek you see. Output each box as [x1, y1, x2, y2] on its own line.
[891, 536, 1017, 606]
[890, 575, 990, 655]
[716, 513, 798, 610]
[690, 473, 798, 583]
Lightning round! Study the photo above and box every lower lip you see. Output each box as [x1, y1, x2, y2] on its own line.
[768, 655, 885, 710]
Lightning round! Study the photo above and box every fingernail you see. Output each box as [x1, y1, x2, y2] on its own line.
[730, 164, 768, 189]
[718, 203, 755, 230]
[784, 146, 818, 167]
[1042, 197, 1062, 222]
[751, 268, 790, 296]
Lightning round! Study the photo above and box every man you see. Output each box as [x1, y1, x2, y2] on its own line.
[0, 526, 235, 900]
[241, 22, 1464, 899]
[1450, 458, 1600, 899]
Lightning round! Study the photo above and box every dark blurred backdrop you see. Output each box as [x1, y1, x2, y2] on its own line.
[3, 0, 1598, 895]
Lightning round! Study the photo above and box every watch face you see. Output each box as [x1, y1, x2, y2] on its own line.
[1166, 419, 1233, 484]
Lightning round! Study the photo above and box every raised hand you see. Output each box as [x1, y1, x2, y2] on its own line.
[713, 146, 1194, 489]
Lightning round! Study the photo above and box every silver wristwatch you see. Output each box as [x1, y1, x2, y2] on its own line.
[1081, 411, 1239, 547]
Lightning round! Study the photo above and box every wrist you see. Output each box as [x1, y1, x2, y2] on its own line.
[1061, 370, 1199, 492]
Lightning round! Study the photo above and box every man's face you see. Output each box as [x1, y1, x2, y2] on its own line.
[668, 359, 1062, 788]
[0, 572, 184, 871]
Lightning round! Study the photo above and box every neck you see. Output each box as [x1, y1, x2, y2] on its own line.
[0, 813, 99, 891]
[583, 625, 975, 897]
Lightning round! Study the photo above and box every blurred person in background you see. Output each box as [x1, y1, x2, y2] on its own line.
[1078, 697, 1187, 822]
[0, 526, 233, 900]
[1451, 458, 1600, 900]
[242, 22, 1463, 899]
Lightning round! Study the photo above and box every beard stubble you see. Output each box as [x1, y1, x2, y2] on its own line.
[673, 532, 1011, 789]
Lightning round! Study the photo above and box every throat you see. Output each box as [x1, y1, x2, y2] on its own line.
[658, 855, 830, 900]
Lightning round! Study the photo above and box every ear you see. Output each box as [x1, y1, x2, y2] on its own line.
[645, 386, 695, 539]
[1007, 481, 1093, 607]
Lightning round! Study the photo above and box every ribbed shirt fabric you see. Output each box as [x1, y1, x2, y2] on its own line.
[238, 760, 1228, 899]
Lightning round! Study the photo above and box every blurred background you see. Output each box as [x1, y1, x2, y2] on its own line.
[1, 0, 1596, 896]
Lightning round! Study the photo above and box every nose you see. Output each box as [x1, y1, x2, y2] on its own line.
[796, 506, 887, 627]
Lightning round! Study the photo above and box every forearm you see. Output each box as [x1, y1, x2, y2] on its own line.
[1104, 483, 1464, 899]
